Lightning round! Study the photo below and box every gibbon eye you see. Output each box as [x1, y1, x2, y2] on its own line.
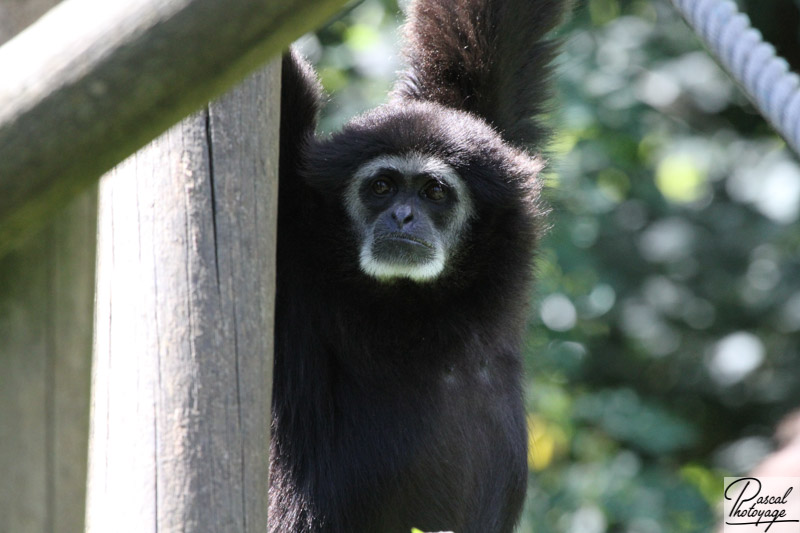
[371, 178, 393, 196]
[422, 181, 448, 202]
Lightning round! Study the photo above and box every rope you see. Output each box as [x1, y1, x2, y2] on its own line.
[667, 0, 800, 155]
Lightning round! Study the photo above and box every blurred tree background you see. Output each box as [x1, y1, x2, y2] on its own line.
[299, 0, 800, 530]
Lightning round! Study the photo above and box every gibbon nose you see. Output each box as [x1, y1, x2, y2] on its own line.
[391, 204, 414, 228]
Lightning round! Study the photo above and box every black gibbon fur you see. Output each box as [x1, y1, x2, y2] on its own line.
[270, 0, 568, 531]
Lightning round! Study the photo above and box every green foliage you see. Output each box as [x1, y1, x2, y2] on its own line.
[307, 0, 800, 530]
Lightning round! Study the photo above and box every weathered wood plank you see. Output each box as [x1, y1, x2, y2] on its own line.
[0, 193, 97, 533]
[0, 3, 96, 532]
[86, 60, 279, 533]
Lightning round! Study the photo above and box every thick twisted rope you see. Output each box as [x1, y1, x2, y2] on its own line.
[668, 0, 800, 155]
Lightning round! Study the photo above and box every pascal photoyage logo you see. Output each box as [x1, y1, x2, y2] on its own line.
[724, 477, 800, 532]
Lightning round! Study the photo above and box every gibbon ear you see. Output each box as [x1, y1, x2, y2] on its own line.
[393, 0, 571, 149]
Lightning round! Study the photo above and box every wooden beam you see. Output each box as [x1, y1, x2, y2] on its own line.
[0, 194, 97, 533]
[0, 0, 346, 256]
[86, 61, 279, 533]
[0, 3, 97, 532]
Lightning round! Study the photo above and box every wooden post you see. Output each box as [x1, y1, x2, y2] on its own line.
[0, 2, 96, 532]
[0, 196, 96, 533]
[86, 60, 279, 532]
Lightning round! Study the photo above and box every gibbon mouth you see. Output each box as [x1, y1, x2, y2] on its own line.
[378, 232, 435, 249]
[371, 233, 437, 266]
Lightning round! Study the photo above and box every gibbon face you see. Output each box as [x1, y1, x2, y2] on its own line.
[344, 152, 473, 282]
[302, 101, 541, 287]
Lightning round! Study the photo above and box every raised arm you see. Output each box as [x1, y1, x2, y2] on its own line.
[393, 0, 570, 148]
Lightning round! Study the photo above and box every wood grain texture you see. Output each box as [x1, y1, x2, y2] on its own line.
[0, 2, 96, 532]
[86, 61, 279, 533]
[0, 194, 97, 533]
[0, 0, 346, 256]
